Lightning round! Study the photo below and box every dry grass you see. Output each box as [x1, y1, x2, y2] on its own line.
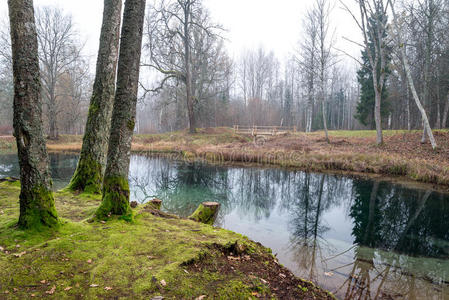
[1, 129, 449, 189]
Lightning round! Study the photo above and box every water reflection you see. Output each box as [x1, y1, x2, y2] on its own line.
[1, 153, 448, 299]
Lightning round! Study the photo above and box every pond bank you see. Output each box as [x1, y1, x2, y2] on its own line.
[0, 180, 335, 299]
[2, 128, 446, 191]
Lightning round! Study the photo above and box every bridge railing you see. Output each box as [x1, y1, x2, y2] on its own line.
[233, 125, 297, 136]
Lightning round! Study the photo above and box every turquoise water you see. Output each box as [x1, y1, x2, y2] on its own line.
[1, 153, 448, 299]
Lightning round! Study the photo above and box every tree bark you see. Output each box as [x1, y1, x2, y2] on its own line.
[8, 0, 59, 228]
[96, 0, 146, 219]
[68, 0, 122, 194]
[442, 92, 449, 128]
[184, 1, 196, 134]
[388, 0, 437, 149]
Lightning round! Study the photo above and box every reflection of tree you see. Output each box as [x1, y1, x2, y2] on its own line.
[287, 174, 335, 282]
[341, 180, 449, 299]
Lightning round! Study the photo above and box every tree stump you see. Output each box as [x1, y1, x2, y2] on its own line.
[188, 202, 220, 225]
[148, 198, 162, 210]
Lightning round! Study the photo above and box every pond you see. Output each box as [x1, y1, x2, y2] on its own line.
[1, 153, 448, 299]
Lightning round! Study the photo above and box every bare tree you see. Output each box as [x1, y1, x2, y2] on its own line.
[96, 0, 146, 219]
[8, 0, 59, 228]
[35, 6, 82, 140]
[68, 0, 122, 194]
[296, 7, 318, 133]
[388, 0, 437, 149]
[143, 0, 222, 133]
[342, 0, 391, 145]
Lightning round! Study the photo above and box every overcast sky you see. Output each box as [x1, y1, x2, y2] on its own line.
[0, 0, 362, 68]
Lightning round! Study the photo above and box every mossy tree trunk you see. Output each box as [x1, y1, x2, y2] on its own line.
[68, 0, 122, 194]
[8, 0, 59, 229]
[96, 0, 146, 219]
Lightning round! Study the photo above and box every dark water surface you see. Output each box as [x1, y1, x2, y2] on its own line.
[1, 153, 448, 299]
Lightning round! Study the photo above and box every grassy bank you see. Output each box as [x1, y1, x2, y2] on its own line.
[1, 128, 449, 189]
[0, 180, 334, 299]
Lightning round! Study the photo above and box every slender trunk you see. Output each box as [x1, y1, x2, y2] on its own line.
[322, 91, 329, 142]
[374, 84, 383, 145]
[96, 0, 146, 219]
[389, 0, 437, 149]
[184, 1, 195, 134]
[8, 0, 59, 228]
[68, 0, 122, 194]
[407, 85, 411, 130]
[442, 92, 449, 128]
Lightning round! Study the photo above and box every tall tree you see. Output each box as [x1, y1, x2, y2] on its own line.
[8, 0, 59, 228]
[143, 0, 222, 133]
[35, 7, 82, 140]
[96, 0, 146, 218]
[355, 34, 391, 128]
[388, 0, 437, 149]
[343, 0, 391, 145]
[68, 0, 122, 194]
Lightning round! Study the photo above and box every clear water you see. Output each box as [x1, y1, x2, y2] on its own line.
[1, 153, 448, 299]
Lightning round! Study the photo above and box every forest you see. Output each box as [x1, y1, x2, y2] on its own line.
[0, 0, 448, 299]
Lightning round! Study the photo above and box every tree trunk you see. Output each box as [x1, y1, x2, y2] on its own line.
[48, 101, 58, 140]
[322, 91, 329, 143]
[96, 0, 146, 219]
[189, 202, 220, 225]
[442, 92, 449, 128]
[68, 0, 122, 194]
[8, 0, 59, 229]
[374, 85, 383, 145]
[388, 0, 437, 149]
[184, 1, 196, 134]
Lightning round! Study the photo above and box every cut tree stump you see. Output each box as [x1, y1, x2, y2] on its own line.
[147, 198, 162, 210]
[188, 202, 220, 225]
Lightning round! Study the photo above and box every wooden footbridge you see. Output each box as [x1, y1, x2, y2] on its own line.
[233, 125, 297, 136]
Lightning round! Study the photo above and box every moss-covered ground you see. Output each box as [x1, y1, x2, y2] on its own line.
[0, 180, 334, 299]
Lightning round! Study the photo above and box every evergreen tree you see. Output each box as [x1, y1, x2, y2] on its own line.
[355, 12, 392, 129]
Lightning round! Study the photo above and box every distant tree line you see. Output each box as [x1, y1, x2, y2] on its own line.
[1, 0, 448, 138]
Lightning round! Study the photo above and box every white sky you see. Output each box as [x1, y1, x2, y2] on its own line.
[0, 0, 362, 68]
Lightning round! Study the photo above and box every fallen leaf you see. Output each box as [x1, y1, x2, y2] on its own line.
[100, 221, 106, 224]
[260, 278, 267, 284]
[104, 287, 113, 291]
[87, 259, 92, 264]
[0, 246, 4, 251]
[227, 256, 240, 261]
[13, 288, 18, 292]
[324, 272, 334, 277]
[279, 273, 286, 278]
[13, 251, 26, 258]
[45, 285, 56, 295]
[183, 269, 189, 274]
[64, 287, 72, 291]
[251, 292, 260, 297]
[195, 295, 206, 300]
[147, 255, 155, 259]
[31, 294, 35, 297]
[40, 280, 47, 284]
[160, 279, 167, 287]
[89, 284, 99, 288]
[151, 296, 164, 300]
[15, 244, 20, 248]
[4, 290, 9, 294]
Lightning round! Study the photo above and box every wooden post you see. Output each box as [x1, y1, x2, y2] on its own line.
[188, 202, 220, 225]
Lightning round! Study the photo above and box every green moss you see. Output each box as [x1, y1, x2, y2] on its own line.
[67, 156, 103, 194]
[127, 119, 135, 131]
[18, 184, 60, 230]
[96, 176, 132, 220]
[88, 103, 99, 115]
[0, 181, 331, 299]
